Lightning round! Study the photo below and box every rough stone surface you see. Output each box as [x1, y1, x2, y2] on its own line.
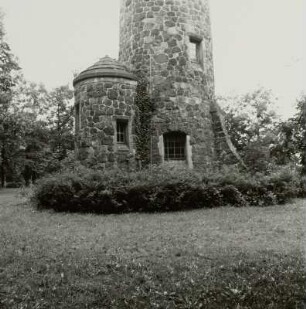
[74, 57, 137, 169]
[119, 0, 217, 169]
[74, 0, 241, 170]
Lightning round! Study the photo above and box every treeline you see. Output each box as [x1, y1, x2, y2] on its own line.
[220, 89, 305, 175]
[0, 10, 74, 187]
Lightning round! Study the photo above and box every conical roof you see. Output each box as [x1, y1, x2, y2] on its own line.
[73, 56, 136, 86]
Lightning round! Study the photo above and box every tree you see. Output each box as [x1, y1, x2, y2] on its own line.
[12, 78, 50, 119]
[219, 88, 280, 172]
[0, 10, 75, 186]
[47, 85, 74, 161]
[11, 82, 75, 184]
[297, 96, 306, 174]
[0, 9, 20, 187]
[272, 95, 306, 173]
[1, 76, 51, 185]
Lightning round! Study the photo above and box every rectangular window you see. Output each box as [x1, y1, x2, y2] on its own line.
[164, 132, 186, 161]
[189, 36, 203, 65]
[116, 120, 128, 144]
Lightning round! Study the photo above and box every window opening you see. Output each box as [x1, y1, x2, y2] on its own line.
[189, 37, 202, 64]
[164, 132, 186, 161]
[116, 120, 128, 144]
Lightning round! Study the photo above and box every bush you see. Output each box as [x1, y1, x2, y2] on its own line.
[206, 165, 303, 206]
[32, 164, 304, 214]
[219, 185, 247, 207]
[260, 166, 302, 204]
[6, 181, 23, 188]
[299, 176, 306, 198]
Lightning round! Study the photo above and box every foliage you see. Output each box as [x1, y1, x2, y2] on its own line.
[0, 12, 74, 187]
[300, 176, 306, 197]
[0, 10, 19, 95]
[12, 78, 50, 118]
[134, 73, 154, 167]
[15, 84, 74, 185]
[219, 184, 248, 207]
[219, 88, 281, 172]
[0, 9, 20, 187]
[261, 164, 303, 203]
[220, 89, 306, 175]
[1, 76, 74, 186]
[32, 164, 304, 213]
[272, 95, 306, 173]
[220, 88, 279, 149]
[297, 96, 306, 174]
[11, 81, 53, 184]
[47, 85, 74, 160]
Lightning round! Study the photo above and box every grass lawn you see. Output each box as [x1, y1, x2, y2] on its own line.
[0, 189, 305, 308]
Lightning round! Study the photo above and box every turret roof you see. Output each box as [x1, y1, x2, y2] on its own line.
[73, 55, 136, 86]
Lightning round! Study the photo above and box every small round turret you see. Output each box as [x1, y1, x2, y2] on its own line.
[74, 56, 137, 168]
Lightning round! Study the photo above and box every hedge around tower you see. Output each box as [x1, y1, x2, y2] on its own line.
[31, 164, 306, 214]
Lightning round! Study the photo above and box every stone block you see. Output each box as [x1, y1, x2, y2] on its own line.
[108, 89, 118, 100]
[168, 39, 177, 47]
[103, 98, 112, 107]
[103, 126, 115, 135]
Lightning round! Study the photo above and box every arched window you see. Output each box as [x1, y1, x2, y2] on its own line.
[164, 132, 186, 161]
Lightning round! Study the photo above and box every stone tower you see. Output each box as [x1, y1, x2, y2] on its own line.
[73, 56, 138, 169]
[73, 0, 242, 170]
[118, 0, 238, 169]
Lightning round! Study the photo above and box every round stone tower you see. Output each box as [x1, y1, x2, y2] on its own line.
[119, 0, 218, 169]
[73, 56, 138, 169]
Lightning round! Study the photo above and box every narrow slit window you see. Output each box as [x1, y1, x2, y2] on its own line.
[116, 120, 128, 144]
[189, 37, 203, 65]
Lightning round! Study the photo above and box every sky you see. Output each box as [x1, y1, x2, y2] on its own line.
[1, 0, 305, 118]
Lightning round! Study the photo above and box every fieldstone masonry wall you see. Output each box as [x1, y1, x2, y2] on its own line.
[119, 0, 218, 169]
[74, 77, 137, 168]
[74, 0, 243, 170]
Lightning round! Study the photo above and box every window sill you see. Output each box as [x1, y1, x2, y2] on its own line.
[190, 61, 204, 69]
[117, 144, 130, 151]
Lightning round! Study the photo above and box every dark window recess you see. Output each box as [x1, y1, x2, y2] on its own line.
[116, 120, 128, 144]
[164, 132, 186, 161]
[189, 37, 202, 64]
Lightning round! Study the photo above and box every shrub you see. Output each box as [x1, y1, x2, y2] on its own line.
[240, 184, 277, 206]
[32, 164, 304, 214]
[34, 172, 84, 212]
[299, 176, 306, 198]
[219, 185, 247, 207]
[178, 185, 210, 209]
[6, 181, 23, 188]
[261, 166, 302, 204]
[205, 165, 302, 206]
[201, 185, 223, 208]
[114, 185, 154, 212]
